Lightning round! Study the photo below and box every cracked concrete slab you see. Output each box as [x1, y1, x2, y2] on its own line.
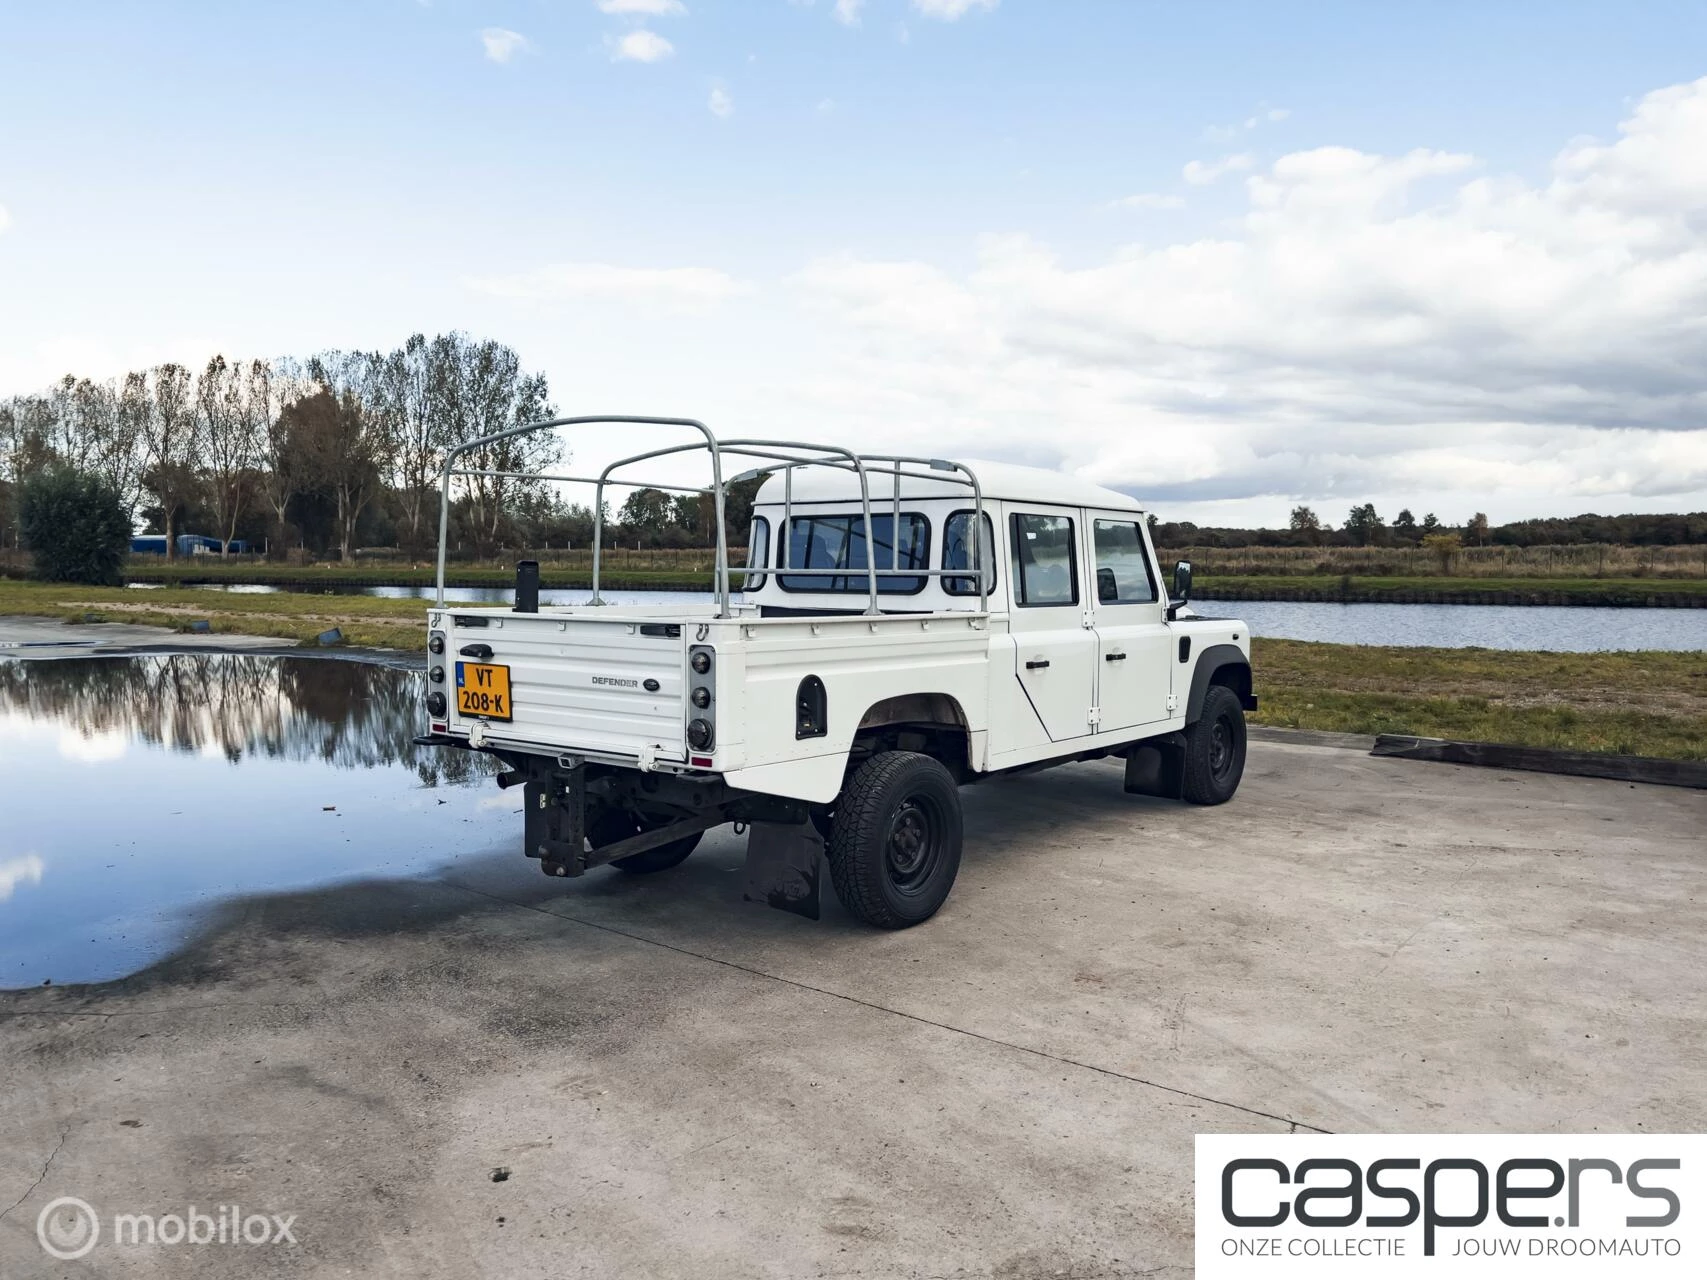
[1, 738, 1703, 1277]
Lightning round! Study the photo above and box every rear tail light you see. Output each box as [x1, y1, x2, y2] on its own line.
[687, 645, 715, 751]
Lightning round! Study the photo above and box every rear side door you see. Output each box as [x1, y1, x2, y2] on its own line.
[1089, 513, 1175, 733]
[1007, 507, 1098, 742]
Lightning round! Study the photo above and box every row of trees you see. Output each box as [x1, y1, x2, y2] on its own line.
[0, 333, 562, 560]
[1155, 504, 1707, 551]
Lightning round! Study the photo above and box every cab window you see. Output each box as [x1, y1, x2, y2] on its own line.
[779, 513, 930, 594]
[743, 516, 770, 590]
[1010, 513, 1078, 607]
[1092, 519, 1158, 604]
[942, 511, 996, 597]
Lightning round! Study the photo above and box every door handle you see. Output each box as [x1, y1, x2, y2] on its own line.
[1105, 652, 1127, 662]
[1025, 659, 1050, 670]
[459, 643, 494, 660]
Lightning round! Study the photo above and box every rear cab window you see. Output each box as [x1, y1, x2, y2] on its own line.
[779, 513, 931, 594]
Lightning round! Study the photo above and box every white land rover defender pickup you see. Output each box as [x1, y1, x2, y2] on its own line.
[418, 417, 1256, 929]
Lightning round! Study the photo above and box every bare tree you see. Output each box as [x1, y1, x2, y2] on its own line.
[239, 358, 276, 551]
[196, 354, 261, 555]
[260, 357, 309, 555]
[47, 376, 91, 470]
[432, 334, 559, 552]
[97, 372, 150, 520]
[143, 363, 196, 560]
[386, 333, 445, 556]
[0, 396, 57, 549]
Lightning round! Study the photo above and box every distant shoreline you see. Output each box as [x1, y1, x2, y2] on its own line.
[102, 562, 1707, 608]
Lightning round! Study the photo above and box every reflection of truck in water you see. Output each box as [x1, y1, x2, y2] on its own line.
[130, 534, 251, 556]
[417, 417, 1256, 929]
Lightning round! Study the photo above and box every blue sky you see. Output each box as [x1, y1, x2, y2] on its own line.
[3, 1, 1706, 525]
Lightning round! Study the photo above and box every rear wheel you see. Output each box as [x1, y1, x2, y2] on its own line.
[1181, 684, 1246, 805]
[827, 751, 963, 928]
[592, 810, 703, 875]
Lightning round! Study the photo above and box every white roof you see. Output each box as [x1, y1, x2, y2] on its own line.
[752, 458, 1143, 512]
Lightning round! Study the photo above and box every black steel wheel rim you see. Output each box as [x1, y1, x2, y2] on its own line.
[1208, 713, 1235, 782]
[885, 794, 946, 896]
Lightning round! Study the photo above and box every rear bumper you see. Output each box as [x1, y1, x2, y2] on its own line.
[412, 731, 718, 779]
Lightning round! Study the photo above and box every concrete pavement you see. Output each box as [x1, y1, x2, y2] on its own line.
[2, 737, 1703, 1278]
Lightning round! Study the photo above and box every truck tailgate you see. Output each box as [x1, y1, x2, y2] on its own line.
[447, 614, 686, 761]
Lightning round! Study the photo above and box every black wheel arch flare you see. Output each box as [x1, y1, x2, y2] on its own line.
[1184, 643, 1257, 722]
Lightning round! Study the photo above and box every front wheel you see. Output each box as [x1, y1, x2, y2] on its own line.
[827, 751, 963, 928]
[1181, 684, 1247, 805]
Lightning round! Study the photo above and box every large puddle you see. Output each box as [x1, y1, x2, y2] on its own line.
[0, 654, 502, 989]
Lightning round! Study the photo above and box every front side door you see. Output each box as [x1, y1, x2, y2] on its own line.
[1007, 507, 1097, 742]
[1089, 514, 1175, 733]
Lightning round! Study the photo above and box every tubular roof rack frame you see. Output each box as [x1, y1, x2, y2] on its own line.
[436, 416, 986, 617]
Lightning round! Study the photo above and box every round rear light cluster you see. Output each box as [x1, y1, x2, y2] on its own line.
[426, 692, 447, 717]
[690, 650, 712, 675]
[687, 719, 714, 750]
[428, 634, 445, 654]
[691, 687, 711, 708]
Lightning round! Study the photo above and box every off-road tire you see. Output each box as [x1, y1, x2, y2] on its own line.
[827, 751, 963, 929]
[592, 810, 704, 875]
[1181, 684, 1246, 805]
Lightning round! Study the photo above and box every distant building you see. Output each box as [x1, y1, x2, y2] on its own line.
[129, 534, 250, 556]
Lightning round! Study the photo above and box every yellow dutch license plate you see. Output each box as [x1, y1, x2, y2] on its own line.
[456, 662, 512, 721]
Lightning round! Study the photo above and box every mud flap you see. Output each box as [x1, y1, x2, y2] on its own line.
[1124, 733, 1186, 799]
[742, 822, 823, 920]
[524, 768, 586, 877]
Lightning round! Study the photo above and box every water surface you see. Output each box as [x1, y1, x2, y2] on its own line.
[0, 655, 498, 988]
[1196, 600, 1704, 653]
[124, 582, 1702, 650]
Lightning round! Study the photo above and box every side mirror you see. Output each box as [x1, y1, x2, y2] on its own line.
[1167, 560, 1192, 619]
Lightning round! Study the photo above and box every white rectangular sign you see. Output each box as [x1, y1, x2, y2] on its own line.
[1197, 1133, 1707, 1278]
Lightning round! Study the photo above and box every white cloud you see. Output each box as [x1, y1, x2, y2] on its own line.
[0, 854, 44, 902]
[467, 262, 747, 306]
[1110, 192, 1185, 211]
[834, 0, 865, 24]
[785, 76, 1707, 518]
[610, 29, 674, 62]
[480, 27, 529, 63]
[911, 0, 996, 18]
[1209, 105, 1291, 142]
[1183, 153, 1253, 185]
[708, 85, 733, 118]
[0, 203, 10, 234]
[816, 97, 837, 113]
[598, 0, 686, 13]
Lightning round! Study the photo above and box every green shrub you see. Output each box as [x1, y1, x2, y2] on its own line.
[19, 468, 132, 586]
